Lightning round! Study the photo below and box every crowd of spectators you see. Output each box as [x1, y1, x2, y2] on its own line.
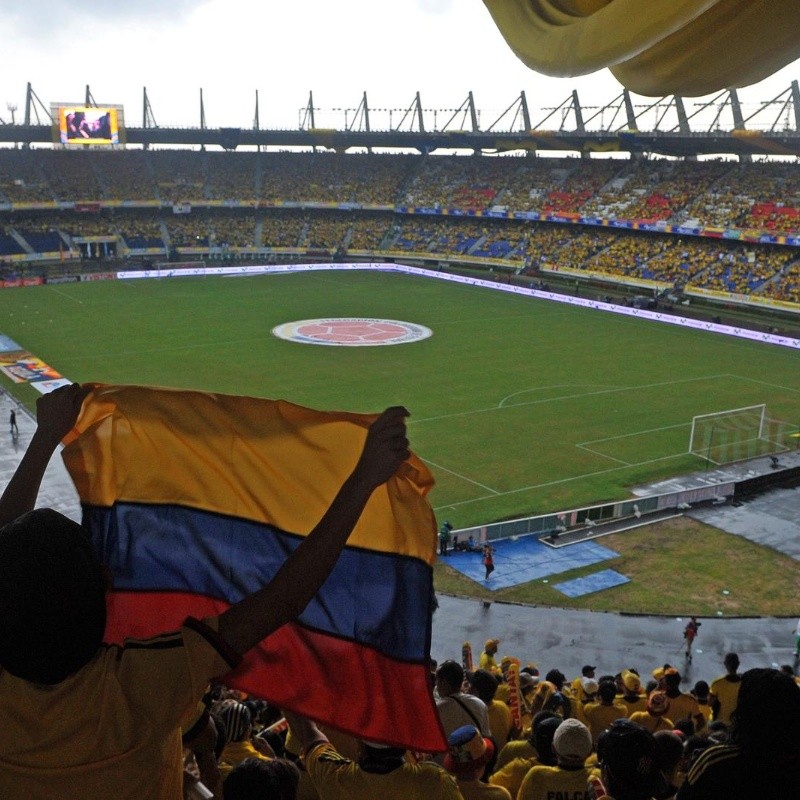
[1, 149, 800, 304]
[0, 149, 798, 233]
[211, 212, 258, 249]
[0, 149, 54, 202]
[260, 212, 306, 249]
[260, 152, 416, 206]
[206, 152, 260, 202]
[37, 149, 103, 201]
[95, 150, 158, 201]
[193, 645, 800, 799]
[302, 211, 352, 250]
[345, 213, 395, 251]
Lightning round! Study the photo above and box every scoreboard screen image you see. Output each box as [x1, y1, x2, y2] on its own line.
[59, 107, 120, 145]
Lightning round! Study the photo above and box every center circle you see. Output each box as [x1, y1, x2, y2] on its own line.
[272, 318, 433, 347]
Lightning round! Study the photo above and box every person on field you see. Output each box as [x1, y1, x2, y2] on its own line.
[683, 618, 700, 662]
[483, 544, 495, 580]
[0, 383, 412, 800]
[439, 521, 453, 556]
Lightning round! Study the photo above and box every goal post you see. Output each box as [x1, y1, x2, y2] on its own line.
[689, 404, 792, 465]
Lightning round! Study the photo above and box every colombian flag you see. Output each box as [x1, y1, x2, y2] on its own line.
[61, 384, 445, 752]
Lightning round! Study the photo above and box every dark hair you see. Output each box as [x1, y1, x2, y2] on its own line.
[0, 509, 106, 684]
[533, 716, 561, 766]
[469, 669, 499, 703]
[598, 681, 618, 703]
[724, 652, 740, 669]
[528, 710, 559, 745]
[545, 669, 566, 689]
[663, 671, 681, 690]
[653, 730, 683, 772]
[597, 720, 663, 800]
[210, 713, 228, 761]
[223, 758, 300, 800]
[682, 734, 713, 771]
[673, 719, 694, 739]
[436, 660, 464, 691]
[730, 668, 800, 755]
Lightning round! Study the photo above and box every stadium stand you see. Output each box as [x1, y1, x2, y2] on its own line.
[0, 150, 799, 309]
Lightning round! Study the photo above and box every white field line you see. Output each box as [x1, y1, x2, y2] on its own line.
[732, 374, 800, 396]
[422, 458, 500, 494]
[413, 374, 731, 425]
[499, 384, 617, 407]
[432, 451, 687, 513]
[577, 420, 691, 446]
[576, 420, 695, 465]
[574, 444, 631, 466]
[46, 286, 83, 304]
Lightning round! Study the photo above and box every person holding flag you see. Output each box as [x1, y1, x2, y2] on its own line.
[0, 383, 417, 799]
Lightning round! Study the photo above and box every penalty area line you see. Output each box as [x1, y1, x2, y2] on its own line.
[422, 458, 500, 495]
[432, 451, 687, 513]
[46, 286, 83, 304]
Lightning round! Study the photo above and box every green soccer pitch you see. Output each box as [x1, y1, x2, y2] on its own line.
[2, 269, 799, 529]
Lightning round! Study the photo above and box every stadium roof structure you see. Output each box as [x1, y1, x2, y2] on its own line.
[3, 83, 800, 158]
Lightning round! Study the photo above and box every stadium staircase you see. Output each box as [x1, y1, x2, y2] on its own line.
[8, 229, 34, 255]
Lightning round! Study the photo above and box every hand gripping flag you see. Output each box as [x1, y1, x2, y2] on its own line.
[61, 384, 446, 752]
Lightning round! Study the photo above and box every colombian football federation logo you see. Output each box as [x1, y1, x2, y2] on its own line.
[272, 318, 433, 346]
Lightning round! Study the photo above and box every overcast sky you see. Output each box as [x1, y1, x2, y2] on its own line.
[1, 0, 799, 133]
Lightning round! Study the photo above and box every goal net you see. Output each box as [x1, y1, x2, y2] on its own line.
[689, 405, 794, 465]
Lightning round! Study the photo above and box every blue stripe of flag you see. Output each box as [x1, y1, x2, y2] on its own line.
[83, 503, 432, 663]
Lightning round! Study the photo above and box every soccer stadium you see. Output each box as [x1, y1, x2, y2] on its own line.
[2, 4, 800, 796]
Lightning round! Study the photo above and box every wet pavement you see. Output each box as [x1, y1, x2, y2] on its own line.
[431, 594, 799, 685]
[689, 486, 800, 560]
[5, 392, 799, 688]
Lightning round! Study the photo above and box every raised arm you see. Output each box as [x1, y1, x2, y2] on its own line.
[0, 384, 89, 527]
[282, 710, 329, 755]
[217, 405, 410, 656]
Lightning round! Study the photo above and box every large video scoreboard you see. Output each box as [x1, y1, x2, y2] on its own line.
[53, 104, 125, 146]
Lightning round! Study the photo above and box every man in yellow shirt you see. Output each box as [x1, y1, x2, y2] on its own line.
[444, 724, 511, 800]
[629, 691, 674, 734]
[490, 713, 560, 798]
[517, 718, 599, 800]
[619, 670, 647, 716]
[571, 664, 597, 704]
[709, 652, 742, 725]
[0, 386, 412, 800]
[583, 680, 628, 745]
[470, 668, 513, 752]
[662, 669, 706, 732]
[479, 639, 502, 674]
[284, 711, 463, 800]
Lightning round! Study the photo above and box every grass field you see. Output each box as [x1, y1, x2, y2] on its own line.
[433, 517, 800, 616]
[2, 268, 799, 530]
